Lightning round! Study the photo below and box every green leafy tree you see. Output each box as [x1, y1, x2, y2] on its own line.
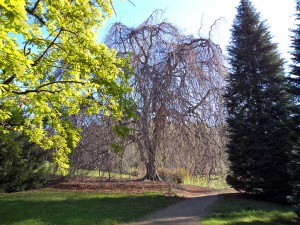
[225, 0, 293, 202]
[0, 0, 132, 174]
[288, 0, 300, 216]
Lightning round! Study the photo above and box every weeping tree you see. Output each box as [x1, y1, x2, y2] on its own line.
[106, 12, 227, 180]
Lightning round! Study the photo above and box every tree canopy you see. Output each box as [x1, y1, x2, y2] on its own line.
[0, 0, 132, 174]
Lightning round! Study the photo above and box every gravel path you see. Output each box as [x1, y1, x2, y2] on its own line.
[124, 194, 219, 225]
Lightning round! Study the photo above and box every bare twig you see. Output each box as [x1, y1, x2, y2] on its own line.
[32, 28, 63, 66]
[12, 80, 84, 95]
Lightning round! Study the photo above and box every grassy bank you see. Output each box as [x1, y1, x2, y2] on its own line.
[0, 189, 178, 225]
[202, 194, 297, 225]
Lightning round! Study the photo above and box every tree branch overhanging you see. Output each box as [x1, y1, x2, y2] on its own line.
[26, 0, 46, 26]
[11, 80, 84, 95]
[32, 28, 63, 67]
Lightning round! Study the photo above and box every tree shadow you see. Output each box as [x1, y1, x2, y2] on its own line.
[205, 193, 297, 225]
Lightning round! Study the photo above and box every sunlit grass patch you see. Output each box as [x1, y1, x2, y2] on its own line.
[183, 175, 230, 189]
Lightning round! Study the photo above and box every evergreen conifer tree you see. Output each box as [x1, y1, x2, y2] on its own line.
[225, 0, 293, 202]
[288, 0, 300, 216]
[290, 1, 300, 100]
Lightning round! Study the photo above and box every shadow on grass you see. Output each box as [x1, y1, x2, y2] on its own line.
[203, 193, 297, 225]
[0, 193, 178, 225]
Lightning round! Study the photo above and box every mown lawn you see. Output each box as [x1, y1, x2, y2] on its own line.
[0, 188, 178, 225]
[202, 194, 297, 225]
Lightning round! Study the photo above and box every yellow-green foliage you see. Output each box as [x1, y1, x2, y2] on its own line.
[0, 0, 132, 174]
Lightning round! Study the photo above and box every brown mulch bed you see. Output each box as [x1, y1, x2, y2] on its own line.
[49, 176, 233, 198]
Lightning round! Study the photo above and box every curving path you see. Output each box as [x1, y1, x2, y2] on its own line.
[124, 194, 219, 225]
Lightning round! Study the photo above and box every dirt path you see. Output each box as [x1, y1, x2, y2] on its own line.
[124, 194, 219, 225]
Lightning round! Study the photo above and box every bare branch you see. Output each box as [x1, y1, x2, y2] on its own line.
[32, 28, 63, 66]
[12, 89, 62, 95]
[208, 17, 225, 39]
[31, 0, 42, 13]
[26, 1, 46, 26]
[11, 80, 84, 95]
[127, 0, 135, 6]
[2, 74, 16, 85]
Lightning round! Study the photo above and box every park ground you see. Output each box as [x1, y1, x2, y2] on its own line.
[0, 177, 298, 225]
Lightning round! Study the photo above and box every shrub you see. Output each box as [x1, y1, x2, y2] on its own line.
[157, 167, 173, 181]
[158, 167, 190, 184]
[173, 168, 190, 184]
[0, 133, 49, 192]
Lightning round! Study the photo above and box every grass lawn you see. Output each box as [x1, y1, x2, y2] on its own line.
[201, 194, 297, 225]
[183, 176, 229, 189]
[0, 188, 178, 225]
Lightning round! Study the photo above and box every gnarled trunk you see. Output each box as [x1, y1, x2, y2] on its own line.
[142, 148, 161, 180]
[142, 162, 161, 180]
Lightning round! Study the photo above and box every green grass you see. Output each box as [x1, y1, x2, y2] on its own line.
[183, 175, 230, 189]
[0, 189, 178, 225]
[202, 194, 297, 225]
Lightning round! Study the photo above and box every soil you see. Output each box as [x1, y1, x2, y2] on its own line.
[50, 176, 233, 198]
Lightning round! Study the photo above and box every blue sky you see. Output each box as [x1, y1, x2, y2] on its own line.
[99, 0, 296, 65]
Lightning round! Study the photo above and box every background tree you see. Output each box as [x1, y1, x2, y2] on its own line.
[0, 0, 132, 174]
[225, 0, 293, 202]
[288, 0, 300, 216]
[106, 12, 227, 180]
[68, 111, 125, 179]
[0, 107, 48, 192]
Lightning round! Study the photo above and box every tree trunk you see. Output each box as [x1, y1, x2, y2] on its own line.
[141, 148, 161, 181]
[142, 162, 161, 181]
